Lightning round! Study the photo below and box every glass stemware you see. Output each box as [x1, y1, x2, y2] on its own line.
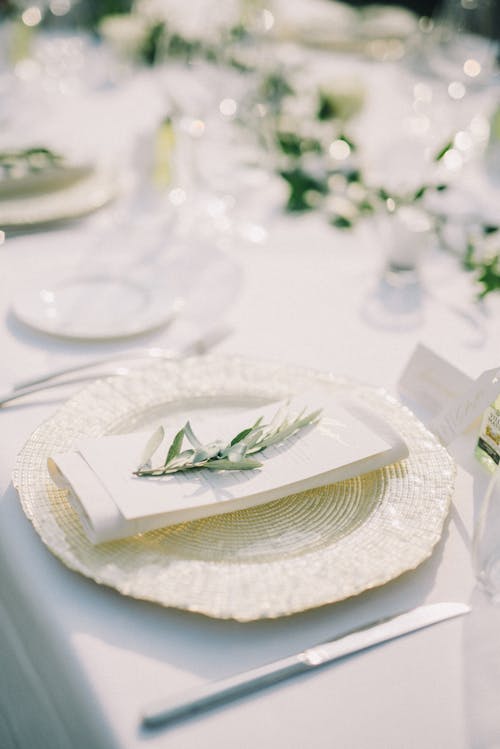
[473, 467, 500, 602]
[154, 44, 276, 249]
[379, 203, 434, 286]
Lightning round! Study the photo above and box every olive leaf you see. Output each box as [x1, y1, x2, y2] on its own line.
[134, 406, 321, 478]
[138, 425, 165, 471]
[165, 427, 184, 466]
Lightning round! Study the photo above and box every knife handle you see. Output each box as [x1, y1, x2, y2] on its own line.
[142, 654, 309, 728]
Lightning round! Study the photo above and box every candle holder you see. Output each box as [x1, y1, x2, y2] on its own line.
[381, 204, 433, 287]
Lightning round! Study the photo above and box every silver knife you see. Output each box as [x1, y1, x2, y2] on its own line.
[141, 601, 469, 729]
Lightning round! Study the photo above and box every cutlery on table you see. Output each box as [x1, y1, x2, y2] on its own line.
[0, 324, 230, 406]
[141, 602, 470, 730]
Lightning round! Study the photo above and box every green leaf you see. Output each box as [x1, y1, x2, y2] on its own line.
[413, 185, 428, 200]
[164, 449, 196, 470]
[295, 409, 322, 428]
[377, 187, 391, 201]
[165, 427, 184, 465]
[359, 200, 374, 214]
[138, 426, 164, 469]
[317, 91, 339, 121]
[244, 426, 266, 450]
[280, 168, 328, 213]
[476, 255, 500, 298]
[463, 239, 500, 298]
[338, 133, 356, 151]
[268, 403, 288, 432]
[331, 216, 352, 229]
[140, 21, 166, 65]
[345, 169, 362, 183]
[260, 72, 294, 107]
[463, 242, 476, 271]
[135, 406, 322, 478]
[276, 131, 322, 157]
[184, 421, 203, 449]
[434, 140, 453, 162]
[230, 426, 254, 446]
[167, 33, 202, 61]
[229, 416, 262, 447]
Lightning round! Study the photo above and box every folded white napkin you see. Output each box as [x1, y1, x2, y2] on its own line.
[48, 395, 408, 545]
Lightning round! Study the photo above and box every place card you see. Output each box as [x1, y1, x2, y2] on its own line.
[398, 343, 473, 417]
[430, 366, 500, 446]
[398, 343, 500, 445]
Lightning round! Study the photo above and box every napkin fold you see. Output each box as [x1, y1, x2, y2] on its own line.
[48, 396, 408, 545]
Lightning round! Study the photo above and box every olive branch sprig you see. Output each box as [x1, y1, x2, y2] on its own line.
[134, 405, 322, 477]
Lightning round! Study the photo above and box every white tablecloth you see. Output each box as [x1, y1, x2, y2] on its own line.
[1, 37, 500, 749]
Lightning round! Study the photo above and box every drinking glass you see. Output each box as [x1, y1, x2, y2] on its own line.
[380, 203, 434, 286]
[473, 467, 500, 602]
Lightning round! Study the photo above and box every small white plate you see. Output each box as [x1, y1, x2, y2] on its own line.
[12, 275, 184, 340]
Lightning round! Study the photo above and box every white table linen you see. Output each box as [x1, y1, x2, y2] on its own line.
[1, 39, 500, 749]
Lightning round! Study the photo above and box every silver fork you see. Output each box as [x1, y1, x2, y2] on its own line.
[0, 324, 230, 406]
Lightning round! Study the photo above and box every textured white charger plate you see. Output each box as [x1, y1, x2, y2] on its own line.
[13, 356, 455, 621]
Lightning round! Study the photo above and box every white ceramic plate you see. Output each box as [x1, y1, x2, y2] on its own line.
[13, 356, 455, 620]
[12, 274, 184, 341]
[0, 167, 118, 230]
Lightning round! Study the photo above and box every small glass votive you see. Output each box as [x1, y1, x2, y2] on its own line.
[473, 468, 500, 602]
[382, 204, 433, 287]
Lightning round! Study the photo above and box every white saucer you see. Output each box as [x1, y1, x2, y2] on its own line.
[12, 275, 184, 340]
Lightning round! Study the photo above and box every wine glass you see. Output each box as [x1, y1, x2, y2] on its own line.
[473, 467, 500, 602]
[155, 34, 276, 249]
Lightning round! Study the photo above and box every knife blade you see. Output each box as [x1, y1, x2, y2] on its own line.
[141, 601, 469, 729]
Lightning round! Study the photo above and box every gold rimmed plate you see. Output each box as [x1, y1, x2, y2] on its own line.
[13, 356, 454, 621]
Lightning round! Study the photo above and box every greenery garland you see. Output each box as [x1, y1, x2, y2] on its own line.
[3, 1, 499, 297]
[252, 70, 500, 298]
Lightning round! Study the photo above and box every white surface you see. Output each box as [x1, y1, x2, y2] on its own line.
[1, 33, 500, 749]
